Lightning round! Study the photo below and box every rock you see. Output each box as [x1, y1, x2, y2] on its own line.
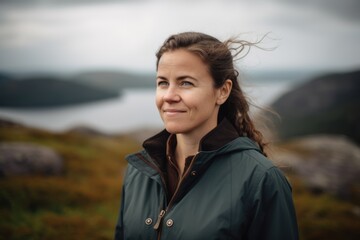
[274, 135, 360, 199]
[0, 142, 63, 176]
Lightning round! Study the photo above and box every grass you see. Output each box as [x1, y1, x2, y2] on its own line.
[0, 124, 359, 239]
[290, 176, 360, 240]
[0, 125, 141, 240]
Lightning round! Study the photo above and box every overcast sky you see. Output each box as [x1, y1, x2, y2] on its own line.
[0, 0, 359, 74]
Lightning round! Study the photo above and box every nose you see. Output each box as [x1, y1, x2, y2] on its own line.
[163, 85, 181, 102]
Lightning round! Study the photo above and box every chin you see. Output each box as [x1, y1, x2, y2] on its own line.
[165, 127, 182, 134]
[164, 123, 187, 134]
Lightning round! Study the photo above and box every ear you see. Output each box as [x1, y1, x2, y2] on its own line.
[216, 79, 232, 105]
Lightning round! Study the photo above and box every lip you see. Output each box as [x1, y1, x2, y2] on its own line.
[164, 109, 186, 112]
[163, 109, 186, 115]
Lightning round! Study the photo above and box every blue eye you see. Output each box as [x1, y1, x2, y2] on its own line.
[180, 81, 193, 86]
[157, 81, 169, 87]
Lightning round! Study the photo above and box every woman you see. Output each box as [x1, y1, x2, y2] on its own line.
[115, 32, 299, 240]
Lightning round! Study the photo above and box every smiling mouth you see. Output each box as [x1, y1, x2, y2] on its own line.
[163, 109, 186, 115]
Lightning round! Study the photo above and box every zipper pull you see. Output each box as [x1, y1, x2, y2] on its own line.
[153, 210, 166, 230]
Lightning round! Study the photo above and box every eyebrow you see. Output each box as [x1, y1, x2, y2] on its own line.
[156, 75, 197, 81]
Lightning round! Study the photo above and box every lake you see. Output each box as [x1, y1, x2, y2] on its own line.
[0, 81, 293, 134]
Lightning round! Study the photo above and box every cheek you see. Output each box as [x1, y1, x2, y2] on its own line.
[155, 92, 163, 110]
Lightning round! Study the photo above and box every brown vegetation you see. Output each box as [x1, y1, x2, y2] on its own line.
[0, 123, 359, 239]
[0, 124, 140, 240]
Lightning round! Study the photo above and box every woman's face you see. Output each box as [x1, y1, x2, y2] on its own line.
[156, 49, 225, 137]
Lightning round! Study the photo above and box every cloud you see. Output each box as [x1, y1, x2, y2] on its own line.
[277, 0, 360, 22]
[0, 1, 359, 73]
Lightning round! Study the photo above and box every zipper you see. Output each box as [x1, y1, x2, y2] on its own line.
[155, 153, 200, 240]
[146, 152, 200, 239]
[136, 153, 169, 239]
[154, 209, 166, 240]
[153, 209, 166, 230]
[166, 153, 199, 210]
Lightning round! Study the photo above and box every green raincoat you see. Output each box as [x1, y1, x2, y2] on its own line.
[115, 119, 299, 240]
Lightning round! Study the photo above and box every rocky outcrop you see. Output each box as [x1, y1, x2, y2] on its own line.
[271, 69, 360, 143]
[274, 135, 360, 199]
[0, 142, 63, 176]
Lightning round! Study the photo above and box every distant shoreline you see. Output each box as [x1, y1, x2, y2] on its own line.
[0, 82, 289, 134]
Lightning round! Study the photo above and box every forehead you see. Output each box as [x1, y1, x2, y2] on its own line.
[157, 49, 208, 73]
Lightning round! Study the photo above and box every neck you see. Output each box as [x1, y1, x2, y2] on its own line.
[176, 134, 199, 156]
[174, 133, 200, 175]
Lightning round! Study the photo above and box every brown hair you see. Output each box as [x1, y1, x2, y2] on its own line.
[156, 32, 268, 155]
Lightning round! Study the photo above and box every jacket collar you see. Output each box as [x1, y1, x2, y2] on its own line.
[126, 119, 263, 178]
[142, 118, 240, 169]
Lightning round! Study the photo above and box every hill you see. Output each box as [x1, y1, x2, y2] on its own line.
[0, 70, 156, 108]
[0, 72, 12, 84]
[271, 69, 360, 143]
[73, 70, 156, 90]
[0, 76, 119, 108]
